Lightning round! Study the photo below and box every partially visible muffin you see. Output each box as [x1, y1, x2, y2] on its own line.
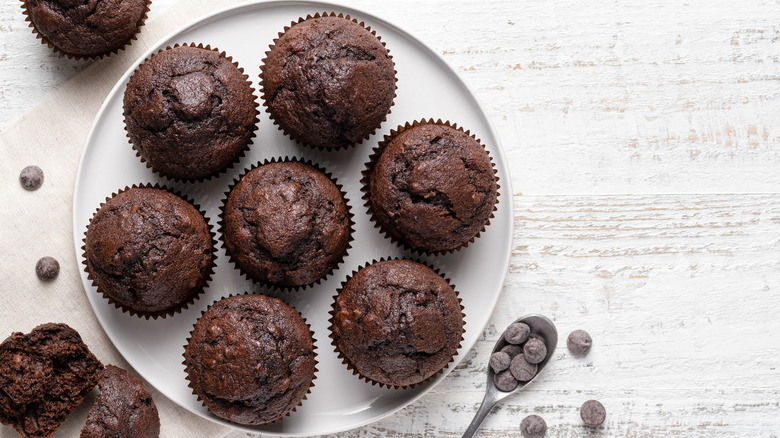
[0, 323, 103, 438]
[367, 121, 498, 253]
[124, 44, 258, 180]
[331, 259, 464, 387]
[81, 365, 160, 438]
[23, 0, 149, 59]
[222, 161, 351, 288]
[262, 14, 396, 149]
[84, 186, 214, 317]
[184, 294, 316, 425]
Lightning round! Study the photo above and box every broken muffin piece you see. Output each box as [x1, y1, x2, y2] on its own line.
[80, 365, 160, 438]
[0, 323, 103, 438]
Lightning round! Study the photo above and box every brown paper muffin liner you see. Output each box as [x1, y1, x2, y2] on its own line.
[124, 43, 260, 182]
[218, 156, 355, 291]
[81, 183, 217, 320]
[328, 257, 466, 389]
[259, 12, 398, 151]
[21, 0, 152, 61]
[182, 292, 318, 426]
[361, 118, 501, 256]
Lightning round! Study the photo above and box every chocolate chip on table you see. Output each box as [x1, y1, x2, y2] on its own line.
[36, 257, 59, 281]
[520, 414, 547, 438]
[19, 165, 44, 191]
[509, 354, 538, 382]
[489, 351, 511, 373]
[567, 329, 592, 357]
[493, 369, 518, 392]
[523, 337, 547, 364]
[504, 322, 530, 344]
[501, 344, 524, 359]
[580, 400, 606, 426]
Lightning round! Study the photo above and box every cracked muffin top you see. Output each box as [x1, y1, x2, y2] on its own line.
[222, 161, 351, 288]
[261, 14, 396, 149]
[24, 0, 148, 58]
[183, 294, 316, 425]
[80, 365, 160, 438]
[331, 259, 463, 387]
[368, 122, 497, 253]
[84, 187, 213, 317]
[123, 45, 257, 180]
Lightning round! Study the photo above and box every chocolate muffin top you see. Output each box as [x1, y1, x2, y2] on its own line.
[223, 161, 350, 287]
[184, 294, 316, 425]
[81, 365, 160, 438]
[262, 15, 396, 149]
[0, 323, 103, 438]
[24, 0, 148, 58]
[331, 260, 463, 387]
[84, 187, 213, 316]
[369, 122, 497, 253]
[124, 45, 257, 180]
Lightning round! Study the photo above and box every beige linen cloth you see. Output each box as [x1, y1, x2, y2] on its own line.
[0, 1, 259, 437]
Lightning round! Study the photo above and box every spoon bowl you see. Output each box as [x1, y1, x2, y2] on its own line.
[462, 314, 558, 438]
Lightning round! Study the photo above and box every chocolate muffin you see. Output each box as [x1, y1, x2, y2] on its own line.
[261, 13, 396, 149]
[23, 0, 149, 59]
[124, 44, 258, 180]
[222, 160, 351, 288]
[183, 294, 316, 425]
[331, 259, 464, 387]
[367, 120, 498, 253]
[0, 323, 103, 438]
[84, 186, 214, 318]
[81, 365, 160, 438]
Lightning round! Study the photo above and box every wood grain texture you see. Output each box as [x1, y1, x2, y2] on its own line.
[1, 0, 779, 436]
[2, 0, 779, 192]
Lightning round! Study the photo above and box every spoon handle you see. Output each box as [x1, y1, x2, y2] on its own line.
[461, 391, 499, 438]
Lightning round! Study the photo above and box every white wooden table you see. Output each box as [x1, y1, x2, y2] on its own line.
[2, 0, 780, 436]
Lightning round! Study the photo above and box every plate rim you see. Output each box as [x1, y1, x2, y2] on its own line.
[72, 0, 514, 435]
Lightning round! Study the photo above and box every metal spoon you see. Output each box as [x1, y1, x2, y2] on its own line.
[462, 314, 558, 438]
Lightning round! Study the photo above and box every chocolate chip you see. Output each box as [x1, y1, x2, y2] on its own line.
[567, 329, 592, 357]
[489, 351, 511, 373]
[523, 337, 547, 364]
[504, 322, 530, 344]
[580, 400, 606, 426]
[19, 165, 44, 191]
[493, 369, 518, 392]
[36, 257, 59, 281]
[501, 344, 523, 359]
[520, 414, 547, 438]
[509, 354, 538, 382]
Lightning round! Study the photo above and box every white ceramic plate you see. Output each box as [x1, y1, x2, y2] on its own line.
[73, 1, 513, 435]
